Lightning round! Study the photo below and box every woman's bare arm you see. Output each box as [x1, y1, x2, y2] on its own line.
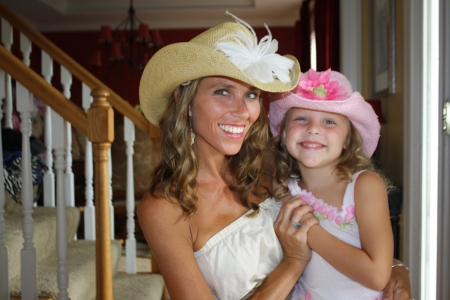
[383, 260, 413, 300]
[137, 193, 214, 300]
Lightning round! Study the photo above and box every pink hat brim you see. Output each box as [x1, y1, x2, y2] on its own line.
[268, 91, 381, 158]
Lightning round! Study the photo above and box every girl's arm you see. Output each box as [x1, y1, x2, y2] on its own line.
[249, 198, 319, 299]
[305, 171, 394, 291]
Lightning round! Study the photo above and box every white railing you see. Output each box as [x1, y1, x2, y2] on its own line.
[0, 69, 10, 300]
[0, 12, 148, 298]
[16, 81, 38, 299]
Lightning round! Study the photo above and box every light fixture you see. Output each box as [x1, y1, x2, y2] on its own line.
[89, 0, 163, 75]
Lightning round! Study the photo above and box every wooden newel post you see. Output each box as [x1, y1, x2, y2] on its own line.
[88, 88, 114, 300]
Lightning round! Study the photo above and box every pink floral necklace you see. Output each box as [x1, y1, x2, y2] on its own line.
[288, 180, 356, 229]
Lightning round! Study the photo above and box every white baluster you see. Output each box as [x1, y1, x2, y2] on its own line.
[1, 19, 13, 129]
[0, 69, 10, 300]
[60, 66, 75, 208]
[51, 110, 70, 300]
[109, 148, 114, 240]
[42, 51, 55, 207]
[20, 33, 32, 67]
[124, 116, 136, 274]
[82, 83, 95, 240]
[16, 82, 38, 299]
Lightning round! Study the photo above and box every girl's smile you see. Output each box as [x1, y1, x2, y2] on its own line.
[283, 108, 349, 170]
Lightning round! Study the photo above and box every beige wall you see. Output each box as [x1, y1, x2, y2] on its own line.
[361, 0, 404, 187]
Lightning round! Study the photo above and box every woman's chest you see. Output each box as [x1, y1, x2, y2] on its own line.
[190, 195, 249, 252]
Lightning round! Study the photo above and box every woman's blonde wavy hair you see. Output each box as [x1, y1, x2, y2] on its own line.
[149, 78, 270, 217]
[271, 109, 389, 199]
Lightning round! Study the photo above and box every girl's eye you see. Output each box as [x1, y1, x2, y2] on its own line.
[324, 120, 335, 125]
[215, 89, 229, 96]
[295, 117, 307, 122]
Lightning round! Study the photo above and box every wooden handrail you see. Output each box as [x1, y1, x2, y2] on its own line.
[0, 2, 160, 138]
[0, 45, 88, 136]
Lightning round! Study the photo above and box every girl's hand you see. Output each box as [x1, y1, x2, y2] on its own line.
[274, 196, 319, 263]
[382, 263, 413, 300]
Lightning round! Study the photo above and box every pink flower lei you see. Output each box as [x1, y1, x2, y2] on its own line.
[294, 68, 349, 100]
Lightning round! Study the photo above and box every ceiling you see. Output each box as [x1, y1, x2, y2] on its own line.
[1, 0, 303, 32]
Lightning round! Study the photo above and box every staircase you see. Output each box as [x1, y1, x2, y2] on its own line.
[0, 2, 165, 299]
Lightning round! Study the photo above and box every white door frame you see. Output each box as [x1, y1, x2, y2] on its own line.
[402, 1, 423, 298]
[438, 0, 450, 298]
[404, 0, 450, 299]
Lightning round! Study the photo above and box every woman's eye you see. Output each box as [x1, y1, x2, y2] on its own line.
[245, 92, 259, 99]
[215, 89, 229, 96]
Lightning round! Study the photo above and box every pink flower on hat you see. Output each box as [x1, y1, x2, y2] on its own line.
[295, 68, 350, 100]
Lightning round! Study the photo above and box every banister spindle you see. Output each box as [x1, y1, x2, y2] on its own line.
[42, 51, 55, 207]
[108, 149, 114, 240]
[16, 82, 38, 299]
[88, 88, 114, 300]
[51, 110, 70, 300]
[0, 69, 9, 300]
[1, 18, 13, 129]
[82, 83, 95, 240]
[124, 116, 136, 274]
[60, 66, 75, 208]
[20, 33, 32, 67]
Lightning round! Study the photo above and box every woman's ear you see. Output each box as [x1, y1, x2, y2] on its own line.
[174, 86, 181, 102]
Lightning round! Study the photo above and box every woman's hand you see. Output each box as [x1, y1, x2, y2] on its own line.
[274, 196, 319, 263]
[382, 263, 413, 300]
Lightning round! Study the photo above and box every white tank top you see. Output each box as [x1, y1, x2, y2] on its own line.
[194, 197, 283, 300]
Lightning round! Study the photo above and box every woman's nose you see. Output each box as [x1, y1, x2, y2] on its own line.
[230, 97, 250, 119]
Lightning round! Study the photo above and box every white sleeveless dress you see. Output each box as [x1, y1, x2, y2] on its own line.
[194, 197, 283, 300]
[289, 171, 383, 300]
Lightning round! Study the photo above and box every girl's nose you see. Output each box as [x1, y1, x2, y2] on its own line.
[307, 121, 321, 135]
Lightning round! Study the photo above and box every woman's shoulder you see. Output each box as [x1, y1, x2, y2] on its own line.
[137, 191, 186, 230]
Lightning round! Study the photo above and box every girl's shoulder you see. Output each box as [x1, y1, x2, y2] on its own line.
[353, 170, 384, 188]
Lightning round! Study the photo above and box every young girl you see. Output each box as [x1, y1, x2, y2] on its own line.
[268, 69, 394, 300]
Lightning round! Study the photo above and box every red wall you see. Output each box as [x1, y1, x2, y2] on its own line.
[41, 26, 297, 108]
[1, 25, 297, 110]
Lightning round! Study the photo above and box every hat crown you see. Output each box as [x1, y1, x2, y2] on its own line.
[190, 22, 248, 47]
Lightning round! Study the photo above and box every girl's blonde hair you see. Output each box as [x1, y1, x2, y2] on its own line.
[149, 78, 269, 216]
[272, 109, 388, 199]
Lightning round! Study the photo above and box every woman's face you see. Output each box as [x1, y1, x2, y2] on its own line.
[190, 76, 261, 157]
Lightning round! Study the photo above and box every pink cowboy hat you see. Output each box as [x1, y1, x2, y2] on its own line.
[268, 69, 381, 158]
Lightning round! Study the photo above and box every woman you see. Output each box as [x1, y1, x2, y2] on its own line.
[137, 12, 412, 300]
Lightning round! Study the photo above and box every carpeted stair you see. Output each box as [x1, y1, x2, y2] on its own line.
[4, 193, 165, 299]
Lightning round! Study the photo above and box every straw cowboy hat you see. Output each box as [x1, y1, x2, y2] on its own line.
[269, 69, 381, 158]
[139, 12, 301, 126]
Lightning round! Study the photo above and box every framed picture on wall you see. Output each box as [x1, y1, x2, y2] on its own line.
[370, 0, 396, 98]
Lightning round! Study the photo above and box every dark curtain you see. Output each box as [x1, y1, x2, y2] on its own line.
[295, 0, 312, 72]
[315, 0, 340, 72]
[296, 0, 340, 73]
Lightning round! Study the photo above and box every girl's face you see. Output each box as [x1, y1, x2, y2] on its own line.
[283, 108, 349, 171]
[190, 76, 261, 157]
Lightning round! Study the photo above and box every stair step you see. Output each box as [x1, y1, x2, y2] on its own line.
[113, 273, 165, 300]
[9, 239, 122, 300]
